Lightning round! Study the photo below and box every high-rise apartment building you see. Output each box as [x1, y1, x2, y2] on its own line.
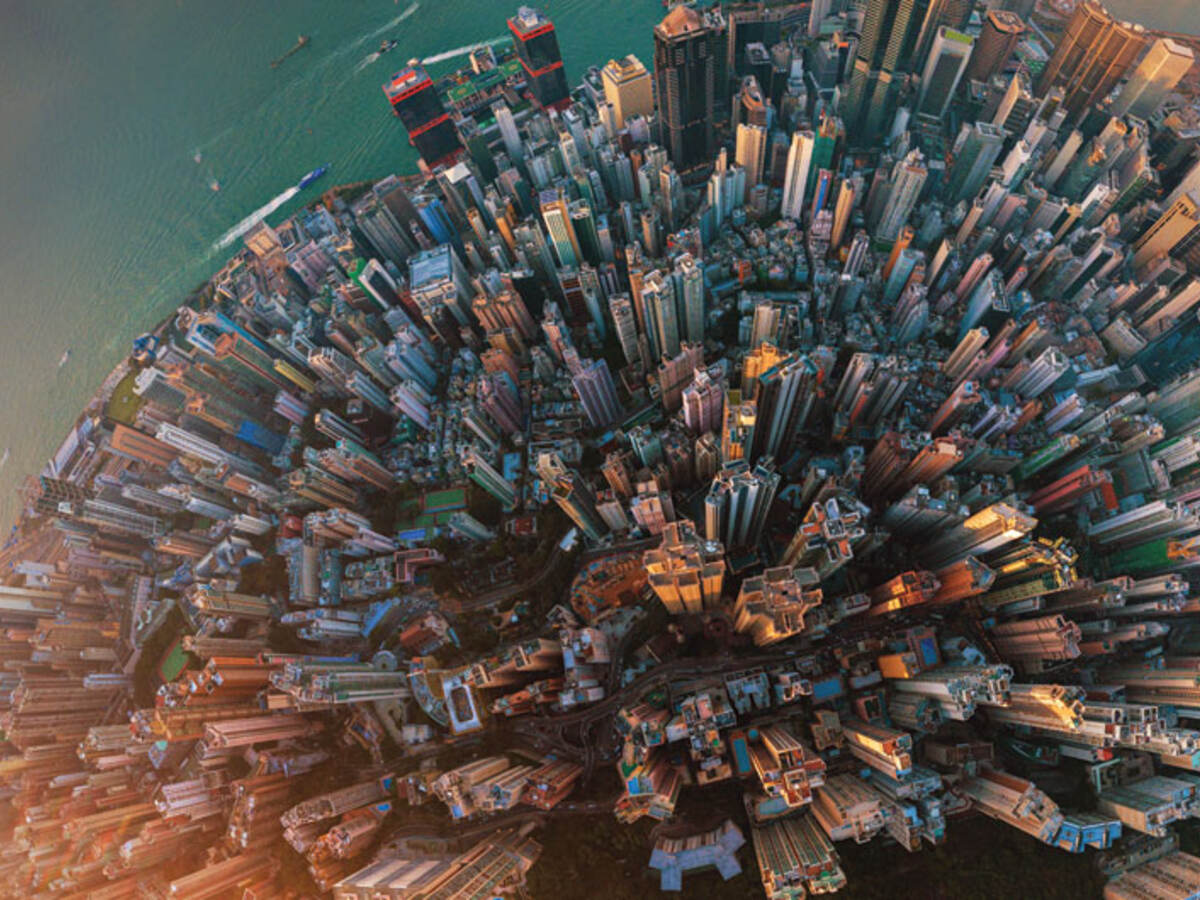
[644, 519, 726, 614]
[780, 130, 815, 223]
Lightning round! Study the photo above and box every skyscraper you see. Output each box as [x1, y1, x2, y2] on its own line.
[508, 6, 570, 110]
[1036, 1, 1147, 120]
[912, 0, 972, 71]
[946, 122, 1006, 204]
[735, 123, 769, 198]
[872, 155, 925, 247]
[653, 5, 720, 170]
[572, 358, 623, 428]
[644, 520, 726, 614]
[383, 67, 463, 167]
[1111, 38, 1195, 120]
[918, 28, 974, 119]
[842, 0, 930, 144]
[537, 452, 607, 542]
[602, 55, 654, 129]
[965, 10, 1025, 85]
[539, 188, 580, 268]
[1131, 192, 1200, 271]
[780, 130, 815, 223]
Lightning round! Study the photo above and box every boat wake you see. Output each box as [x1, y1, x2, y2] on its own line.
[421, 35, 507, 66]
[213, 186, 300, 250]
[348, 2, 420, 55]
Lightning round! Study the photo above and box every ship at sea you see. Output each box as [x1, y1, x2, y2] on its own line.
[297, 165, 330, 190]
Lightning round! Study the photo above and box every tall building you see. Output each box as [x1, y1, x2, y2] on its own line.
[918, 28, 974, 119]
[1036, 1, 1147, 120]
[654, 5, 721, 170]
[734, 566, 823, 646]
[736, 124, 769, 198]
[705, 458, 781, 549]
[540, 188, 581, 268]
[913, 0, 972, 69]
[877, 150, 928, 244]
[537, 452, 608, 542]
[1131, 192, 1200, 271]
[946, 122, 1006, 204]
[508, 6, 570, 110]
[383, 67, 463, 167]
[966, 10, 1025, 85]
[644, 519, 726, 614]
[465, 449, 518, 510]
[682, 366, 725, 435]
[780, 130, 815, 223]
[674, 253, 706, 345]
[602, 55, 654, 129]
[609, 294, 642, 368]
[1111, 38, 1195, 120]
[572, 358, 623, 428]
[842, 0, 929, 144]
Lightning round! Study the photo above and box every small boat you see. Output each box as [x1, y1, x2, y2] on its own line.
[209, 179, 221, 192]
[297, 164, 330, 190]
[0, 449, 10, 469]
[379, 39, 398, 54]
[58, 349, 70, 368]
[193, 150, 202, 164]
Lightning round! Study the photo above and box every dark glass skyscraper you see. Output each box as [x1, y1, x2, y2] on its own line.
[508, 6, 570, 110]
[653, 5, 722, 172]
[383, 67, 463, 167]
[841, 0, 930, 145]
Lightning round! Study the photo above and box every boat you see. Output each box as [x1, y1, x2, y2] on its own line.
[58, 349, 70, 368]
[379, 39, 398, 54]
[0, 449, 10, 469]
[270, 34, 310, 69]
[297, 164, 330, 190]
[209, 179, 221, 192]
[193, 150, 202, 164]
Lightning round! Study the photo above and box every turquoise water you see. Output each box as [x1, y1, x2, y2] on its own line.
[0, 0, 659, 527]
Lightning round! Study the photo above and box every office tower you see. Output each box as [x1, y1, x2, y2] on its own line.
[537, 452, 607, 542]
[644, 519, 726, 614]
[966, 10, 1025, 85]
[918, 28, 974, 119]
[877, 150, 928, 244]
[780, 130, 815, 222]
[683, 367, 724, 434]
[705, 458, 781, 548]
[493, 101, 523, 161]
[723, 394, 757, 464]
[842, 0, 929, 144]
[539, 188, 580, 268]
[1131, 193, 1200, 271]
[572, 358, 623, 429]
[946, 122, 1006, 204]
[630, 478, 675, 535]
[1037, 1, 1147, 121]
[913, 0, 972, 68]
[1111, 38, 1195, 120]
[735, 566, 823, 646]
[736, 123, 769, 199]
[602, 55, 653, 129]
[383, 67, 463, 167]
[654, 5, 720, 170]
[508, 6, 570, 110]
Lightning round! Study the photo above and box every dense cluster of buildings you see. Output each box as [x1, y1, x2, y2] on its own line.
[6, 0, 1200, 897]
